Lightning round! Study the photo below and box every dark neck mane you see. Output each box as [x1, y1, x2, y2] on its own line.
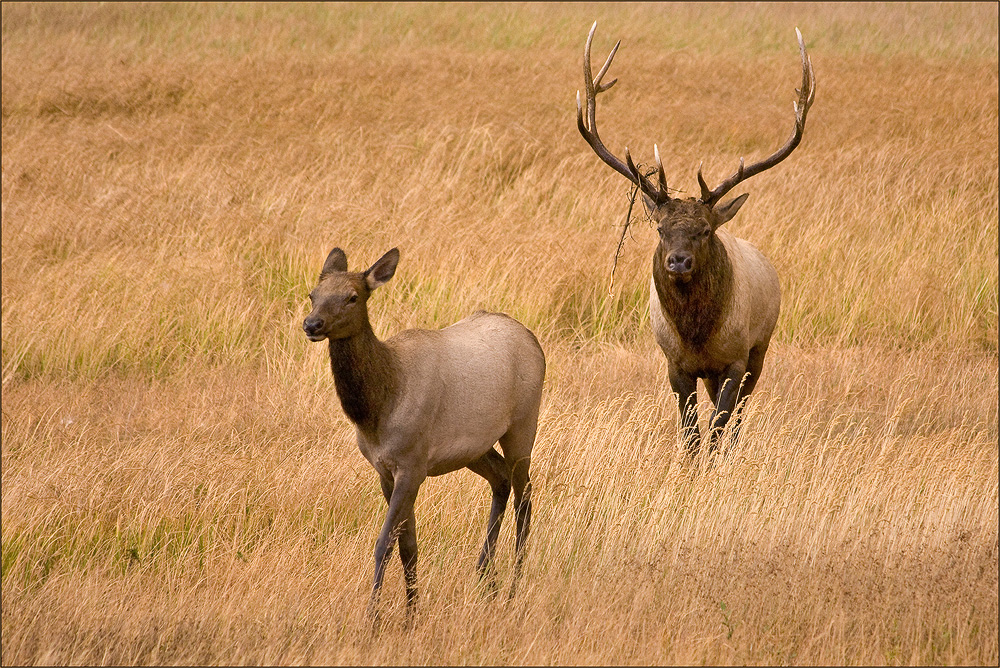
[327, 324, 398, 437]
[653, 237, 734, 349]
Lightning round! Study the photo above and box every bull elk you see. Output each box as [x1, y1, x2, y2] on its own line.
[577, 23, 815, 455]
[303, 247, 545, 621]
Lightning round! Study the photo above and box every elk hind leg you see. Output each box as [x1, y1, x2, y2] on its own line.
[466, 448, 511, 591]
[499, 419, 536, 598]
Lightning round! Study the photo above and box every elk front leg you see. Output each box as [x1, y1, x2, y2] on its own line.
[707, 361, 748, 452]
[369, 472, 423, 623]
[727, 344, 768, 447]
[669, 366, 701, 456]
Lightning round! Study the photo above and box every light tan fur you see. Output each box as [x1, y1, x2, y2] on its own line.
[359, 311, 544, 479]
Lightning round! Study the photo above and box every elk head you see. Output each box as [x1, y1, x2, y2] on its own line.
[577, 22, 815, 283]
[303, 247, 399, 341]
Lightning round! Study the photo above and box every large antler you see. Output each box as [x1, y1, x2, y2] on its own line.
[577, 21, 670, 205]
[699, 28, 817, 208]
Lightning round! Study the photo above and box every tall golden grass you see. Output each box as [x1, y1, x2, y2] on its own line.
[2, 2, 997, 664]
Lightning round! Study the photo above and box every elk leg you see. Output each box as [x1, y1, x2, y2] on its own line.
[369, 472, 423, 621]
[508, 455, 532, 599]
[466, 448, 512, 590]
[669, 367, 701, 456]
[499, 416, 537, 599]
[727, 345, 767, 446]
[704, 376, 720, 408]
[708, 361, 748, 452]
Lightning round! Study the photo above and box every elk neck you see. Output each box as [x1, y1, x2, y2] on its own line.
[327, 321, 398, 437]
[652, 235, 734, 349]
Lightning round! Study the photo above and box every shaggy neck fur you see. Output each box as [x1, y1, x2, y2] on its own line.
[653, 235, 734, 349]
[327, 322, 398, 437]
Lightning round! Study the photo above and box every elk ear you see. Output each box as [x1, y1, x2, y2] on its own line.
[364, 248, 400, 291]
[321, 247, 348, 277]
[713, 193, 749, 228]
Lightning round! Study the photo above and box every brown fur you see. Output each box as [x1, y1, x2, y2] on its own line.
[652, 230, 734, 351]
[327, 328, 398, 438]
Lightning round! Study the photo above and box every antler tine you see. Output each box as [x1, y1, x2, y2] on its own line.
[701, 28, 816, 208]
[592, 33, 619, 93]
[577, 21, 669, 204]
[581, 22, 620, 139]
[697, 161, 711, 201]
[796, 27, 817, 113]
[698, 159, 743, 201]
[654, 144, 668, 194]
[624, 146, 641, 181]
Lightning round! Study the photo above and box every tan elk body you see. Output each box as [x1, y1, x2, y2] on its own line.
[578, 22, 815, 454]
[303, 247, 544, 620]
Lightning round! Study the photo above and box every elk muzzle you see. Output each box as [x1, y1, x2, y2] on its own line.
[666, 251, 694, 280]
[302, 315, 327, 341]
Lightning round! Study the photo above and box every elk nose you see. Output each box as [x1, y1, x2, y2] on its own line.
[302, 316, 323, 335]
[667, 252, 693, 275]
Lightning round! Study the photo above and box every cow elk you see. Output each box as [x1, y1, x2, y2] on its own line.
[303, 247, 545, 622]
[577, 22, 815, 456]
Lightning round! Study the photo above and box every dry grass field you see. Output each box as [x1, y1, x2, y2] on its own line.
[2, 2, 997, 665]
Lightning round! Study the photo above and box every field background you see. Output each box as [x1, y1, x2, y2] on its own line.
[2, 2, 997, 665]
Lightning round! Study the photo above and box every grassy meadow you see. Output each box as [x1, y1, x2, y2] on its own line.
[2, 2, 997, 664]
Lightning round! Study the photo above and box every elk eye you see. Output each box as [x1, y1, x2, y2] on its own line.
[347, 294, 358, 304]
